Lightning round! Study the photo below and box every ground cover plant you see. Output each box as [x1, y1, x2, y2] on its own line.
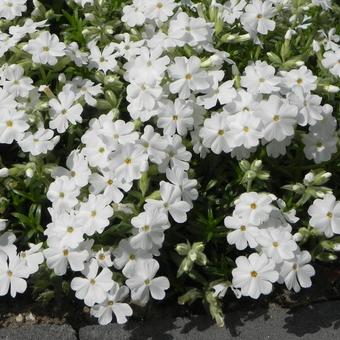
[0, 0, 340, 328]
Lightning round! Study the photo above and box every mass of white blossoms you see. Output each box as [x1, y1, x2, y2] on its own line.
[0, 0, 340, 328]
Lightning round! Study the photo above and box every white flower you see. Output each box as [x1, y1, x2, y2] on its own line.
[308, 194, 340, 238]
[121, 3, 145, 27]
[145, 181, 191, 223]
[49, 90, 83, 133]
[199, 112, 231, 154]
[168, 12, 213, 47]
[125, 259, 170, 306]
[19, 243, 44, 275]
[69, 77, 102, 106]
[89, 170, 132, 204]
[23, 31, 66, 66]
[45, 211, 84, 249]
[256, 94, 297, 142]
[0, 0, 27, 20]
[52, 150, 91, 188]
[95, 248, 113, 268]
[257, 227, 297, 263]
[89, 43, 118, 74]
[241, 61, 280, 94]
[240, 0, 276, 35]
[165, 167, 198, 206]
[125, 47, 170, 84]
[144, 0, 177, 22]
[130, 209, 169, 250]
[232, 253, 279, 299]
[139, 125, 167, 165]
[234, 192, 274, 226]
[222, 0, 246, 24]
[91, 283, 133, 325]
[288, 87, 323, 126]
[279, 250, 315, 292]
[322, 49, 340, 77]
[0, 110, 29, 144]
[226, 111, 262, 149]
[47, 176, 80, 211]
[0, 253, 30, 297]
[157, 99, 194, 136]
[224, 215, 259, 250]
[127, 80, 162, 111]
[110, 144, 148, 182]
[18, 128, 59, 155]
[71, 260, 114, 307]
[78, 194, 114, 236]
[43, 242, 89, 276]
[197, 79, 237, 110]
[112, 239, 152, 277]
[168, 56, 210, 99]
[159, 135, 192, 172]
[2, 64, 34, 98]
[0, 232, 16, 260]
[281, 66, 317, 93]
[303, 131, 337, 164]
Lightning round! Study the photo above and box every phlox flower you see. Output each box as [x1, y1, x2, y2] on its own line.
[71, 259, 114, 307]
[232, 253, 279, 299]
[145, 181, 191, 223]
[23, 31, 66, 66]
[91, 283, 133, 325]
[49, 90, 83, 133]
[125, 259, 170, 306]
[308, 194, 340, 238]
[130, 209, 170, 250]
[279, 250, 315, 293]
[0, 110, 29, 144]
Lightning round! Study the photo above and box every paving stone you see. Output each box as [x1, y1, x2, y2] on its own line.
[79, 301, 340, 340]
[0, 324, 77, 340]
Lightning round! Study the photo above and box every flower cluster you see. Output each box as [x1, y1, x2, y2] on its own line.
[0, 0, 340, 328]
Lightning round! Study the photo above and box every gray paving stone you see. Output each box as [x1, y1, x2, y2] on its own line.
[79, 300, 340, 340]
[0, 324, 77, 340]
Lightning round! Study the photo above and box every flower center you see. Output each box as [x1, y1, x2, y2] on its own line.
[98, 147, 105, 153]
[107, 300, 114, 306]
[243, 126, 249, 133]
[70, 171, 76, 177]
[59, 192, 65, 198]
[273, 115, 280, 122]
[90, 279, 96, 285]
[240, 225, 246, 231]
[292, 263, 298, 271]
[259, 78, 265, 83]
[327, 211, 333, 219]
[63, 249, 69, 256]
[256, 14, 263, 19]
[67, 226, 74, 233]
[144, 279, 150, 285]
[156, 2, 163, 8]
[185, 73, 192, 80]
[172, 115, 178, 121]
[129, 254, 136, 260]
[250, 271, 258, 278]
[250, 203, 257, 209]
[43, 46, 49, 52]
[143, 225, 150, 232]
[91, 210, 97, 217]
[6, 120, 13, 127]
[272, 241, 279, 248]
[107, 179, 113, 185]
[7, 270, 13, 277]
[61, 109, 67, 115]
[296, 78, 303, 84]
[218, 129, 224, 135]
[124, 158, 132, 164]
[99, 253, 105, 261]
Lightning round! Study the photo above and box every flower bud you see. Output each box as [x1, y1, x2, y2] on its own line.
[0, 167, 9, 178]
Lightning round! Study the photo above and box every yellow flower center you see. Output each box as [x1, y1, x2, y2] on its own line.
[185, 73, 192, 80]
[124, 158, 132, 164]
[250, 203, 257, 209]
[6, 120, 13, 127]
[250, 270, 258, 278]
